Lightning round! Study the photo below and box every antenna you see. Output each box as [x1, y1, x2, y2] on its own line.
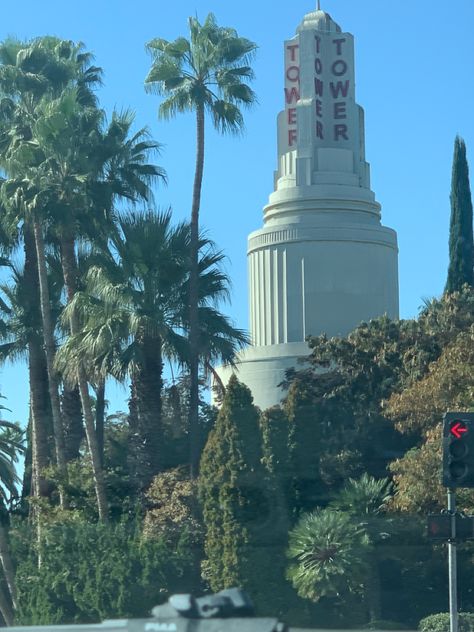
[317, 0, 321, 9]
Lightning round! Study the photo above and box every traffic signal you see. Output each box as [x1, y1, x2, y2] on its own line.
[442, 412, 474, 488]
[427, 514, 451, 540]
[427, 513, 474, 540]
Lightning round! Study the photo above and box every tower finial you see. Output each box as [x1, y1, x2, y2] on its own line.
[317, 0, 321, 9]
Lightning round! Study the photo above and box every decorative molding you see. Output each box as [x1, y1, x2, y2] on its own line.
[248, 225, 398, 252]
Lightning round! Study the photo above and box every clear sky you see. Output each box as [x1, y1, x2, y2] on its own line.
[1, 0, 474, 427]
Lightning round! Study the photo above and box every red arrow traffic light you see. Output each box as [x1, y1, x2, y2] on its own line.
[450, 422, 469, 439]
[443, 413, 474, 488]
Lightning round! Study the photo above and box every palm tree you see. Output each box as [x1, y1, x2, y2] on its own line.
[0, 36, 104, 508]
[287, 508, 370, 603]
[330, 474, 394, 622]
[57, 211, 247, 488]
[57, 210, 189, 490]
[145, 14, 257, 476]
[0, 261, 54, 500]
[37, 99, 166, 518]
[0, 36, 165, 520]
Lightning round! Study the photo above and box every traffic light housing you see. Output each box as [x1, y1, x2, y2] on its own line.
[427, 514, 451, 539]
[427, 513, 474, 540]
[442, 412, 474, 488]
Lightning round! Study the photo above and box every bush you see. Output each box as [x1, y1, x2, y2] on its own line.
[419, 613, 474, 632]
[11, 515, 198, 626]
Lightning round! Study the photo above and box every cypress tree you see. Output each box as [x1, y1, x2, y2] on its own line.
[199, 376, 287, 614]
[199, 375, 263, 591]
[445, 136, 474, 293]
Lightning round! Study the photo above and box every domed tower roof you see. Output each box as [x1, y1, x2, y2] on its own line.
[298, 7, 342, 33]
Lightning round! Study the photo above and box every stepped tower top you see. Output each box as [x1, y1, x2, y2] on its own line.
[299, 4, 342, 33]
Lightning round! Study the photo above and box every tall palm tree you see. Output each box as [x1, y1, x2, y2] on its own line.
[0, 36, 104, 508]
[0, 260, 54, 500]
[57, 209, 189, 490]
[57, 211, 247, 488]
[0, 160, 71, 511]
[145, 14, 257, 476]
[22, 90, 163, 520]
[0, 36, 165, 520]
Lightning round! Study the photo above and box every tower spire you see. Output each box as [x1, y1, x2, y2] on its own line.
[317, 0, 321, 9]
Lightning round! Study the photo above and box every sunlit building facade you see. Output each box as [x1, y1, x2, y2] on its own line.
[216, 7, 399, 409]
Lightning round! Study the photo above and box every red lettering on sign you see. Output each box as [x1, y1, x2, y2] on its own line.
[316, 121, 324, 140]
[314, 78, 324, 97]
[333, 38, 347, 55]
[286, 44, 299, 62]
[286, 66, 300, 82]
[288, 129, 298, 146]
[288, 108, 297, 125]
[315, 99, 323, 117]
[314, 58, 322, 74]
[330, 80, 350, 98]
[334, 124, 348, 141]
[334, 102, 347, 119]
[285, 87, 300, 104]
[331, 60, 348, 76]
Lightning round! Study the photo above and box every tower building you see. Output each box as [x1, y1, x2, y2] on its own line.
[216, 7, 399, 410]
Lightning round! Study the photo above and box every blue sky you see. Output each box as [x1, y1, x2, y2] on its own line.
[1, 0, 474, 426]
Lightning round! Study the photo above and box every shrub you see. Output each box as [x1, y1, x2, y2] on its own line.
[11, 515, 197, 625]
[419, 613, 474, 632]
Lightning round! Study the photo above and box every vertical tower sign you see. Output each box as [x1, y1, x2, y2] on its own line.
[284, 41, 300, 148]
[284, 32, 353, 149]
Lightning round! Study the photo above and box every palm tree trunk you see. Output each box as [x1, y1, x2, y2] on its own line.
[61, 385, 84, 461]
[22, 415, 33, 502]
[76, 367, 109, 521]
[189, 103, 205, 479]
[0, 580, 13, 626]
[32, 218, 68, 508]
[29, 339, 52, 498]
[60, 236, 109, 522]
[0, 521, 17, 611]
[128, 381, 141, 494]
[95, 378, 106, 468]
[24, 226, 52, 499]
[133, 335, 163, 489]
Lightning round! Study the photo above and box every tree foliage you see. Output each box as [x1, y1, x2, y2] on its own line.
[11, 516, 196, 625]
[445, 136, 474, 293]
[199, 376, 263, 590]
[287, 508, 370, 602]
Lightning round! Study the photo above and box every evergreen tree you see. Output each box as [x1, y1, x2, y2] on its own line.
[199, 376, 262, 589]
[199, 376, 280, 613]
[445, 136, 474, 293]
[260, 407, 294, 523]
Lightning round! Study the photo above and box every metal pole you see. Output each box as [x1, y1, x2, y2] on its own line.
[448, 488, 458, 632]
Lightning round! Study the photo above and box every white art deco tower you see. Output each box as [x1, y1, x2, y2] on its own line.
[217, 7, 399, 409]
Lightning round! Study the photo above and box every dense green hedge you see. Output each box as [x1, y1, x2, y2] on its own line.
[11, 516, 198, 626]
[419, 613, 474, 632]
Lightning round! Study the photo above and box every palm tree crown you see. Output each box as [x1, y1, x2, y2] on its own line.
[144, 13, 257, 133]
